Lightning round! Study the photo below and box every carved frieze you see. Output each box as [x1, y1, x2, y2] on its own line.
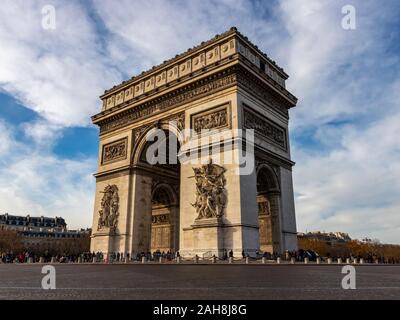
[97, 184, 119, 231]
[243, 107, 287, 150]
[191, 104, 229, 134]
[258, 198, 271, 216]
[99, 72, 236, 135]
[191, 160, 227, 220]
[152, 214, 170, 224]
[101, 138, 128, 165]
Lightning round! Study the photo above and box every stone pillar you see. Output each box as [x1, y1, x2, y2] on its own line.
[277, 257, 281, 264]
[304, 257, 309, 264]
[278, 168, 298, 251]
[269, 192, 283, 254]
[290, 257, 295, 264]
[346, 258, 350, 264]
[316, 257, 320, 264]
[327, 258, 332, 264]
[39, 257, 45, 264]
[360, 258, 364, 264]
[337, 258, 342, 264]
[141, 256, 146, 264]
[179, 150, 259, 258]
[245, 257, 249, 264]
[92, 257, 97, 263]
[129, 173, 153, 255]
[176, 256, 181, 263]
[228, 257, 233, 264]
[262, 257, 266, 264]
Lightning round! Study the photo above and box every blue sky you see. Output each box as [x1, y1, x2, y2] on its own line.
[0, 0, 399, 243]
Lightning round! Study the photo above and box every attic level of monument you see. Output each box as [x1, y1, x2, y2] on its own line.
[92, 27, 297, 130]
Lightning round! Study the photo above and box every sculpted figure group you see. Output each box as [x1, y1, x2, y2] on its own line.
[191, 160, 227, 220]
[98, 184, 120, 231]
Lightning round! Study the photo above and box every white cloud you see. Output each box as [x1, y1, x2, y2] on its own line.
[0, 120, 95, 229]
[0, 0, 121, 127]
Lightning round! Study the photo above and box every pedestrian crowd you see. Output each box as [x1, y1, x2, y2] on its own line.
[1, 249, 399, 264]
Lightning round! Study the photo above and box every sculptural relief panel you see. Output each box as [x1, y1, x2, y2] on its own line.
[191, 161, 227, 220]
[191, 103, 230, 134]
[243, 106, 287, 150]
[101, 137, 128, 165]
[97, 184, 120, 231]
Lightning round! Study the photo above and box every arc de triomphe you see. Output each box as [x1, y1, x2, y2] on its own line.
[90, 27, 298, 258]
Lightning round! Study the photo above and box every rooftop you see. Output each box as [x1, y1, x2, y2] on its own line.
[102, 27, 287, 97]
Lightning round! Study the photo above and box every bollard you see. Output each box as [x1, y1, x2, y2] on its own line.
[212, 255, 217, 264]
[360, 258, 364, 264]
[304, 257, 309, 264]
[245, 257, 249, 264]
[28, 257, 33, 264]
[228, 257, 233, 264]
[316, 257, 321, 264]
[353, 258, 358, 264]
[327, 258, 332, 264]
[176, 256, 181, 264]
[51, 257, 57, 264]
[290, 257, 295, 264]
[125, 257, 129, 264]
[159, 256, 163, 264]
[346, 258, 351, 264]
[375, 259, 379, 264]
[337, 258, 342, 264]
[78, 257, 82, 264]
[262, 257, 266, 264]
[141, 256, 146, 264]
[92, 257, 97, 263]
[277, 257, 281, 264]
[39, 257, 45, 264]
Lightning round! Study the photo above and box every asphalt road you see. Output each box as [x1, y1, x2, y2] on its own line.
[0, 263, 399, 300]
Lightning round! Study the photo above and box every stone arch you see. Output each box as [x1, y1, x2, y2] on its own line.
[256, 163, 280, 194]
[151, 182, 178, 206]
[256, 162, 282, 254]
[131, 120, 184, 166]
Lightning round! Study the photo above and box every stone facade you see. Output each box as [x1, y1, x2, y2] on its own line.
[90, 27, 298, 258]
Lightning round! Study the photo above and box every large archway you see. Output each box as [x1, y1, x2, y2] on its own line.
[256, 164, 282, 254]
[134, 127, 181, 255]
